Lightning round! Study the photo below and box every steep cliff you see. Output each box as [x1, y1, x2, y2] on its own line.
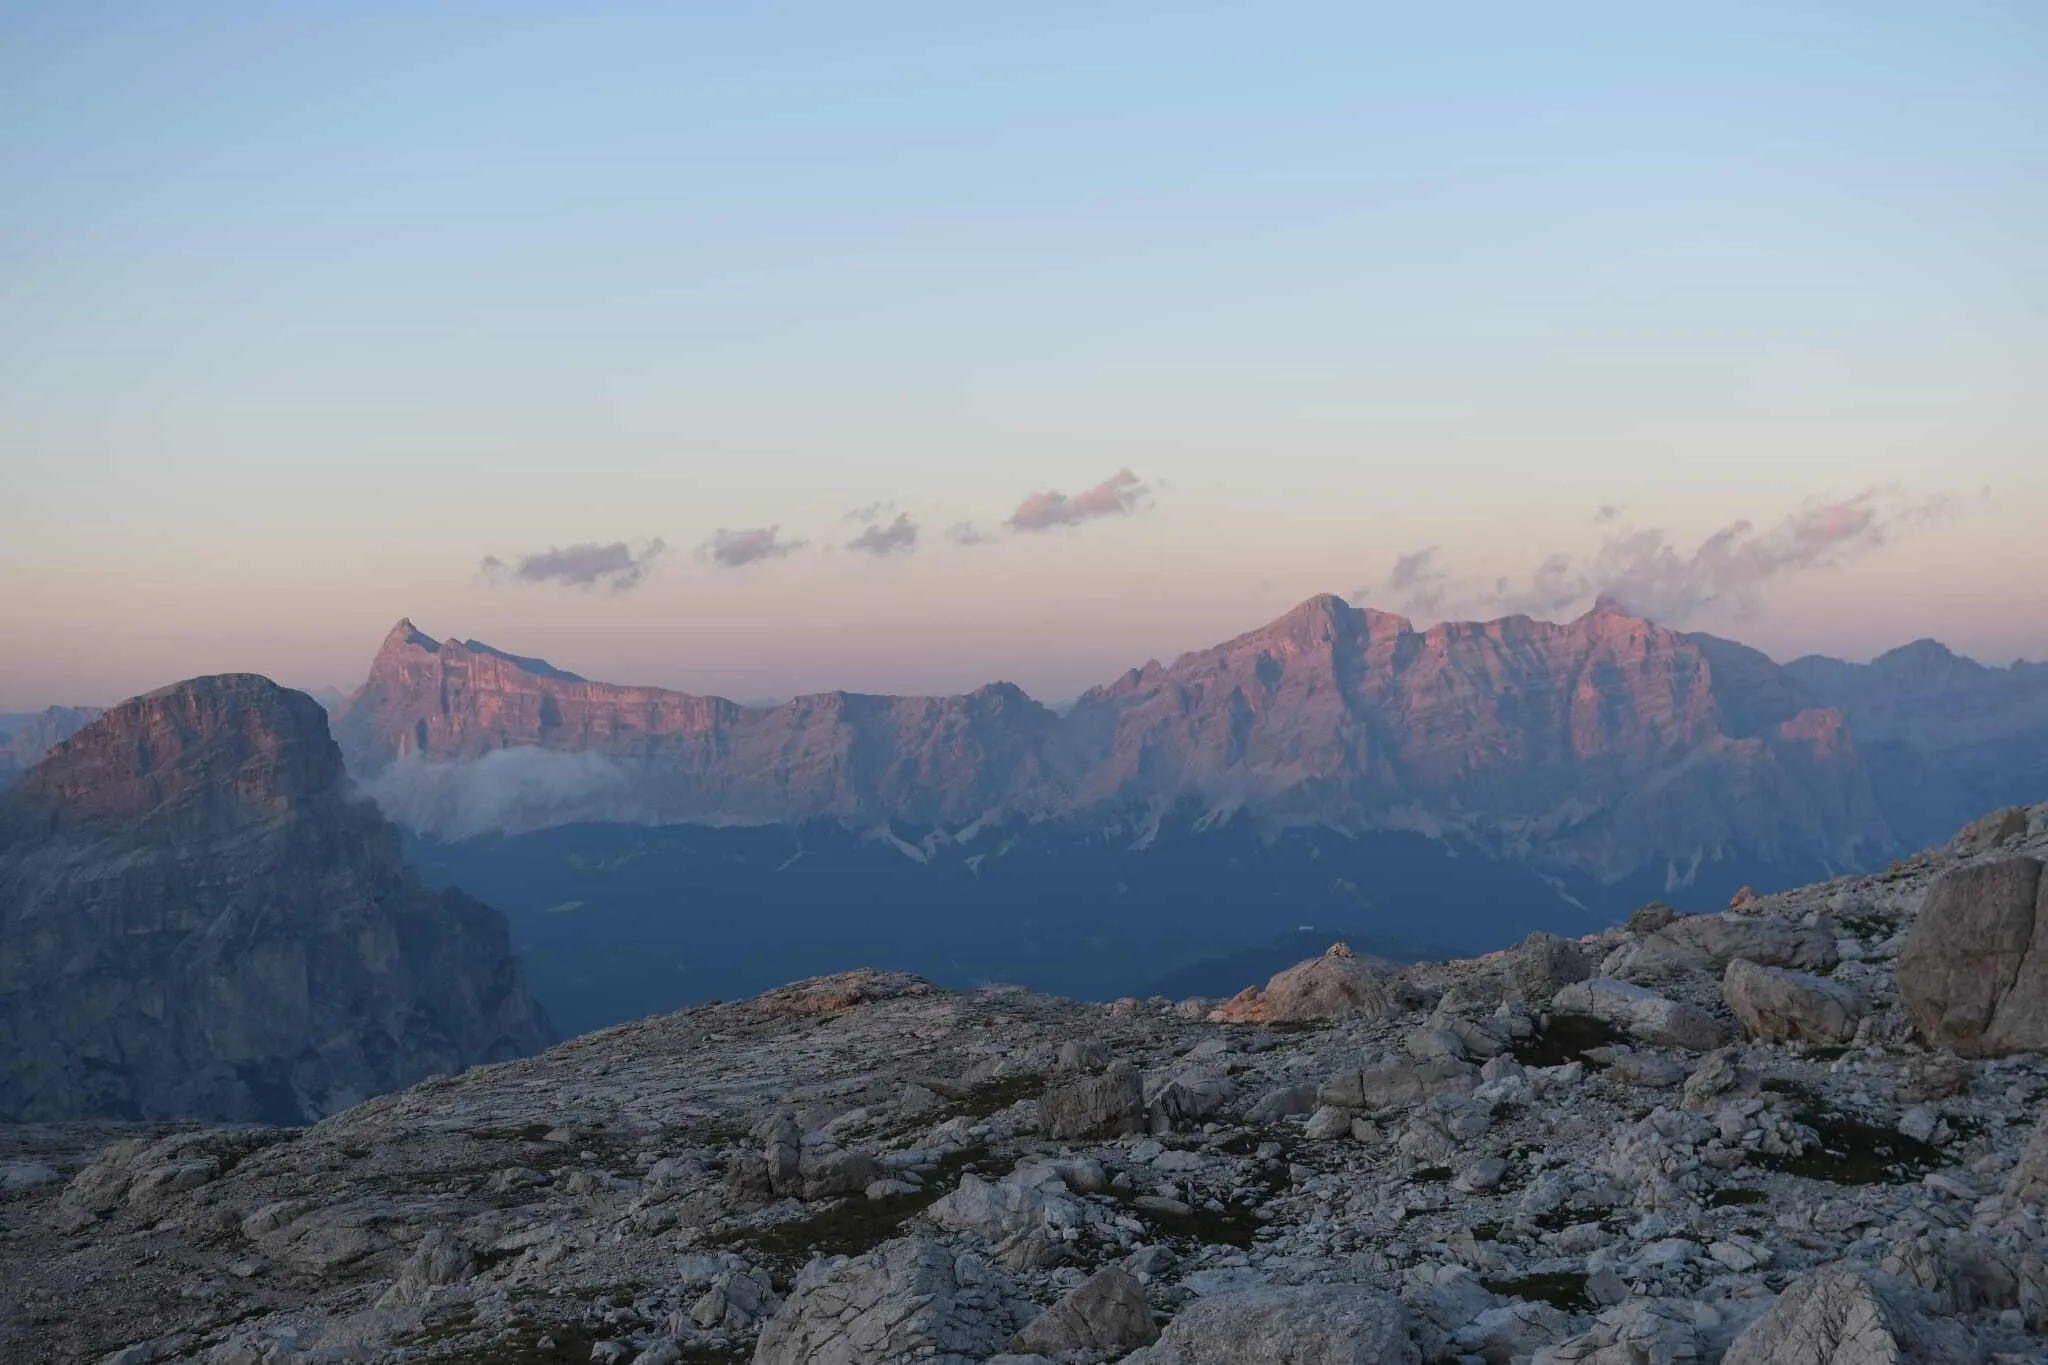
[0, 674, 552, 1123]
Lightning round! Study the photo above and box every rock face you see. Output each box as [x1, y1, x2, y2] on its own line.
[332, 601, 1896, 882]
[0, 675, 551, 1122]
[1895, 857, 2048, 1056]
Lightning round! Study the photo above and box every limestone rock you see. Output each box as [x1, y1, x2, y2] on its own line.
[1040, 1063, 1145, 1140]
[1896, 858, 2048, 1056]
[1207, 944, 1403, 1024]
[1318, 1058, 1477, 1111]
[1006, 1266, 1157, 1360]
[1653, 913, 1839, 972]
[1721, 958, 1863, 1044]
[1552, 979, 1730, 1051]
[752, 1237, 1033, 1365]
[1121, 1284, 1419, 1364]
[1720, 1266, 1982, 1365]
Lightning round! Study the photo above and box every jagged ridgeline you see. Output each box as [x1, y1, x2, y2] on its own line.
[0, 674, 551, 1124]
[2, 801, 2044, 1362]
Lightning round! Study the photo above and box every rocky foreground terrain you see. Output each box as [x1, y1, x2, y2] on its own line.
[5, 802, 2048, 1364]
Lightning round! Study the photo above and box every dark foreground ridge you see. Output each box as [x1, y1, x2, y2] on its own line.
[2, 801, 2044, 1361]
[0, 673, 552, 1125]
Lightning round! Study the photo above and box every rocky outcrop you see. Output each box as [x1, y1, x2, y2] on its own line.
[1039, 1063, 1146, 1140]
[0, 675, 550, 1122]
[1208, 943, 1404, 1023]
[1719, 1266, 1981, 1364]
[1895, 857, 2048, 1056]
[332, 601, 1898, 882]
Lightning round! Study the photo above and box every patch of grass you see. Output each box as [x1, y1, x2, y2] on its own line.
[1532, 1207, 1604, 1232]
[1512, 1014, 1627, 1068]
[1708, 1186, 1768, 1207]
[954, 1072, 1045, 1120]
[1470, 1222, 1502, 1242]
[1109, 1187, 1266, 1249]
[714, 1143, 991, 1273]
[471, 1122, 557, 1143]
[1410, 1165, 1453, 1183]
[1754, 1100, 1944, 1185]
[1485, 1271, 1593, 1313]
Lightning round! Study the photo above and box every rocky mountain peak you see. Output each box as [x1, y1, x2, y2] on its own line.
[0, 674, 552, 1125]
[4, 673, 339, 838]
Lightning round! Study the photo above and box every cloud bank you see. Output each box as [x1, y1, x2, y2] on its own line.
[481, 539, 666, 591]
[699, 526, 807, 568]
[1370, 489, 1952, 626]
[1007, 467, 1147, 532]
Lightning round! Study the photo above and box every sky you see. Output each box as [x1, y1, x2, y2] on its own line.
[3, 2, 2044, 709]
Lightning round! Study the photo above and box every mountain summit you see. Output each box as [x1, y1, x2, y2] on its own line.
[0, 674, 552, 1123]
[333, 597, 1896, 881]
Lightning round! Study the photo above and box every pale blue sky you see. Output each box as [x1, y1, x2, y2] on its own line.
[3, 2, 2044, 706]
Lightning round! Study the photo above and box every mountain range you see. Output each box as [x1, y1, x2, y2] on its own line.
[6, 597, 2042, 1034]
[330, 596, 2047, 883]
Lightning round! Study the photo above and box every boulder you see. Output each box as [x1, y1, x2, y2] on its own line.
[1120, 1284, 1418, 1364]
[1501, 933, 1593, 1004]
[1719, 1265, 1981, 1365]
[1207, 944, 1403, 1024]
[1626, 901, 1680, 934]
[1952, 805, 2030, 857]
[1896, 857, 2048, 1056]
[1318, 1058, 1477, 1111]
[1006, 1266, 1157, 1360]
[1552, 979, 1731, 1052]
[1653, 913, 1839, 972]
[1721, 958, 1862, 1044]
[1039, 1063, 1145, 1140]
[752, 1237, 1033, 1365]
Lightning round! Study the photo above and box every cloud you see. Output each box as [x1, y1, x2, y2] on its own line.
[1377, 545, 1450, 616]
[1594, 504, 1622, 524]
[360, 749, 639, 840]
[1006, 467, 1148, 532]
[843, 501, 894, 523]
[1365, 489, 1953, 626]
[699, 526, 807, 568]
[846, 512, 919, 557]
[948, 521, 995, 546]
[481, 539, 666, 591]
